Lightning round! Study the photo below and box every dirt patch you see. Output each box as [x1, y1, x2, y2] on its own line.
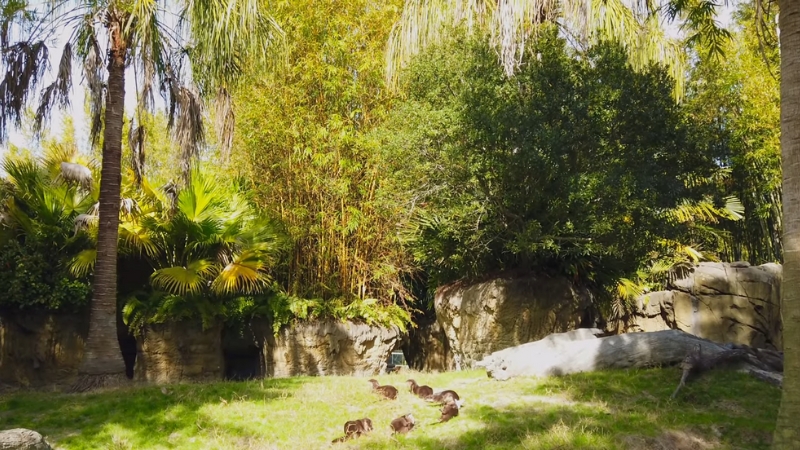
[623, 430, 719, 450]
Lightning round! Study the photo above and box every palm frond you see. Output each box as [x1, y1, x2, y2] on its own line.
[616, 276, 645, 301]
[59, 161, 93, 191]
[163, 75, 205, 185]
[69, 248, 97, 277]
[214, 87, 234, 159]
[212, 250, 270, 295]
[0, 40, 50, 141]
[73, 212, 97, 233]
[182, 0, 285, 91]
[34, 41, 72, 134]
[75, 20, 105, 144]
[151, 259, 217, 296]
[386, 0, 686, 97]
[128, 121, 147, 186]
[119, 221, 159, 258]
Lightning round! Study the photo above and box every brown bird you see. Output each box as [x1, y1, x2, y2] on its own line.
[368, 379, 398, 400]
[331, 418, 373, 444]
[438, 400, 460, 422]
[425, 389, 461, 406]
[390, 413, 416, 434]
[406, 379, 434, 398]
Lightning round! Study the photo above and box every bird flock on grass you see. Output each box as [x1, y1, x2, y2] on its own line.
[330, 376, 464, 444]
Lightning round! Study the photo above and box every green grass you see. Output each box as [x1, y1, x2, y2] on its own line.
[0, 368, 780, 449]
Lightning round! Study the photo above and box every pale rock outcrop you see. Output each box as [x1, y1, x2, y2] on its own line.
[631, 262, 782, 350]
[0, 428, 52, 450]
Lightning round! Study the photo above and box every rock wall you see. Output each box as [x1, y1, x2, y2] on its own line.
[0, 311, 88, 388]
[401, 319, 455, 372]
[631, 262, 782, 350]
[134, 321, 224, 384]
[258, 320, 401, 377]
[434, 273, 595, 368]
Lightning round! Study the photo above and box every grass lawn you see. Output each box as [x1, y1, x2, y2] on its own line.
[0, 367, 780, 449]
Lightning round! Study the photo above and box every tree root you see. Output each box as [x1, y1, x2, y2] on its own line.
[671, 344, 783, 399]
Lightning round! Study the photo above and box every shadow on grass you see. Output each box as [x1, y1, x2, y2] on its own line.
[0, 377, 306, 449]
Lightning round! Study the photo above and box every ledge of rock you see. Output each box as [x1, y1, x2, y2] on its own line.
[261, 320, 401, 377]
[435, 272, 596, 368]
[401, 319, 455, 372]
[0, 428, 52, 450]
[134, 320, 224, 384]
[0, 311, 88, 388]
[631, 262, 782, 350]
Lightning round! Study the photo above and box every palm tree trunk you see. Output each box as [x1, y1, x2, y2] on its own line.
[75, 15, 127, 387]
[773, 0, 800, 447]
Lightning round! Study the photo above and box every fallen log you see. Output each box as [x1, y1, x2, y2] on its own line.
[478, 329, 782, 383]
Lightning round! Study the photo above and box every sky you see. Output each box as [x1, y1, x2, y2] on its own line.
[0, 0, 739, 157]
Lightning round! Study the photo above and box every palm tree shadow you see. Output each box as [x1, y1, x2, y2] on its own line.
[0, 378, 305, 448]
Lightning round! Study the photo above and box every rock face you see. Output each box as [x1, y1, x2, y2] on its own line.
[632, 262, 782, 350]
[260, 320, 401, 377]
[0, 428, 52, 450]
[435, 273, 595, 368]
[401, 319, 455, 372]
[135, 321, 224, 384]
[0, 311, 88, 388]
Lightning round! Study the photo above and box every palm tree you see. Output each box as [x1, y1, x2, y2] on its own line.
[775, 2, 800, 447]
[0, 0, 282, 389]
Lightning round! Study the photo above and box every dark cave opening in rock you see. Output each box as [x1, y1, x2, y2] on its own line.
[224, 345, 264, 380]
[222, 327, 265, 380]
[117, 315, 137, 379]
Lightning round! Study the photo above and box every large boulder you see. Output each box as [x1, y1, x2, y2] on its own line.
[0, 311, 88, 388]
[134, 320, 224, 384]
[260, 320, 401, 377]
[435, 273, 595, 368]
[0, 428, 51, 450]
[632, 262, 782, 350]
[401, 319, 455, 372]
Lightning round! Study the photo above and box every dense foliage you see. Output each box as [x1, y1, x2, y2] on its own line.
[0, 142, 95, 311]
[73, 169, 286, 332]
[231, 0, 414, 322]
[376, 29, 724, 293]
[0, 1, 782, 334]
[685, 3, 781, 264]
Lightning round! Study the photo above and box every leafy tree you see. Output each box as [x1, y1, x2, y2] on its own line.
[0, 0, 281, 386]
[377, 30, 718, 292]
[231, 0, 415, 322]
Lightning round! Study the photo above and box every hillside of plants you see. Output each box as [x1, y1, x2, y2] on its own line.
[0, 0, 780, 348]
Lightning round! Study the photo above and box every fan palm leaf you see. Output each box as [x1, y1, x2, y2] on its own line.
[151, 258, 217, 296]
